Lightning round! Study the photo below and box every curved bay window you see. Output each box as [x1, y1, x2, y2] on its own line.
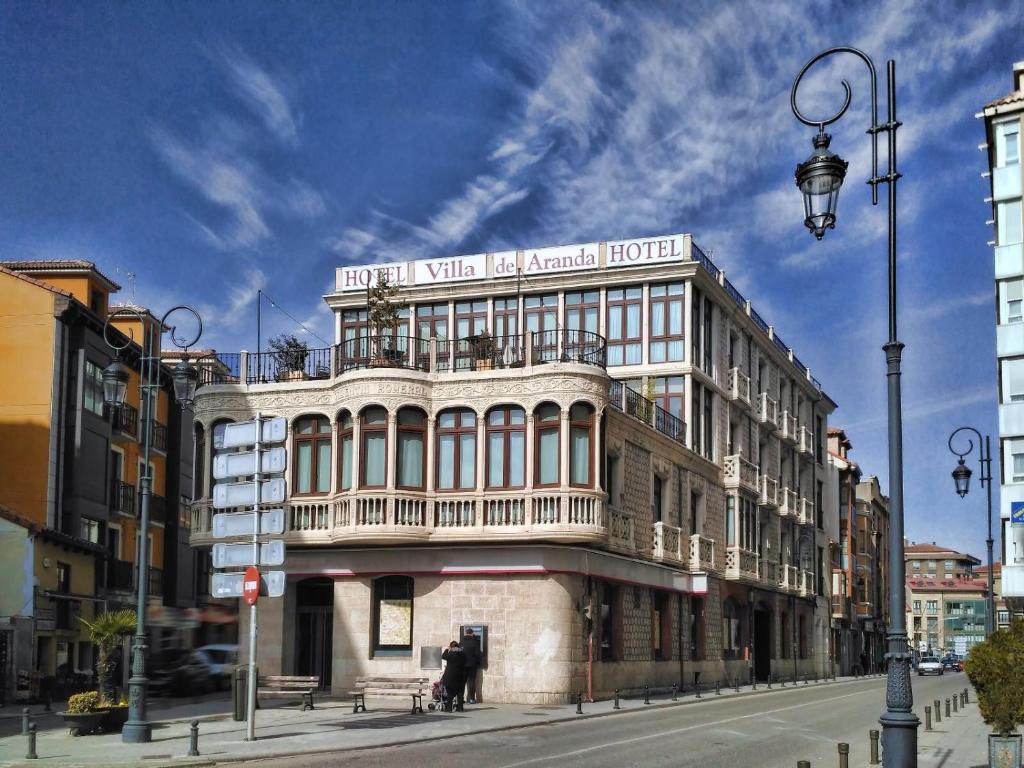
[337, 411, 353, 491]
[486, 406, 525, 489]
[396, 408, 426, 490]
[437, 409, 476, 491]
[534, 403, 561, 487]
[723, 596, 743, 659]
[373, 575, 413, 656]
[360, 407, 388, 488]
[293, 415, 332, 495]
[568, 403, 594, 487]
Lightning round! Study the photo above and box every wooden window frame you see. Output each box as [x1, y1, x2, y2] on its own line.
[292, 415, 332, 497]
[534, 404, 561, 488]
[493, 298, 519, 339]
[395, 408, 427, 491]
[605, 286, 643, 365]
[436, 408, 476, 492]
[564, 290, 600, 334]
[649, 283, 685, 363]
[337, 411, 354, 491]
[360, 407, 388, 489]
[524, 293, 559, 359]
[485, 406, 526, 490]
[568, 403, 594, 488]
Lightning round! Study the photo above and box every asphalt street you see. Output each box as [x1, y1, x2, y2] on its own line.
[235, 672, 967, 768]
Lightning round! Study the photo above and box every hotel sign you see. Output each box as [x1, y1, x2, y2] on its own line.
[335, 233, 689, 292]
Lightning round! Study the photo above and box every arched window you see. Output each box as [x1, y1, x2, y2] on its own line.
[568, 403, 594, 487]
[723, 596, 742, 659]
[396, 408, 426, 490]
[486, 406, 525, 489]
[293, 415, 332, 495]
[360, 407, 388, 488]
[373, 575, 414, 656]
[534, 403, 560, 487]
[337, 412, 353, 491]
[193, 424, 206, 499]
[437, 409, 476, 490]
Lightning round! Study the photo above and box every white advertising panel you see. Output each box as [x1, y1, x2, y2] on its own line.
[212, 540, 286, 568]
[218, 417, 287, 449]
[213, 447, 287, 479]
[211, 570, 286, 599]
[212, 509, 286, 538]
[212, 478, 286, 509]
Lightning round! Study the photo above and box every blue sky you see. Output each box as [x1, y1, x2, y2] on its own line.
[1, 1, 1020, 560]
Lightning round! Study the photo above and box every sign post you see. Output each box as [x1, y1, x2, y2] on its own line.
[245, 412, 262, 742]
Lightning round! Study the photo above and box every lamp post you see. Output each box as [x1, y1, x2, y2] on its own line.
[790, 47, 918, 765]
[947, 427, 996, 637]
[102, 305, 202, 743]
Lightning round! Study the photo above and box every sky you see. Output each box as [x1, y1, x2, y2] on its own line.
[1, 1, 1020, 562]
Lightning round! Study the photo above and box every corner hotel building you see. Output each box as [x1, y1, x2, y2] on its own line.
[188, 232, 837, 703]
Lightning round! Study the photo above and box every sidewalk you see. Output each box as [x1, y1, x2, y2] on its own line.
[0, 674, 900, 768]
[912, 691, 988, 768]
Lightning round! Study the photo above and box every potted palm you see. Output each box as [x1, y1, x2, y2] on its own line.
[367, 273, 403, 366]
[965, 620, 1024, 767]
[75, 609, 136, 733]
[268, 334, 310, 381]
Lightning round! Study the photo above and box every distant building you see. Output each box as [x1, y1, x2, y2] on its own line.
[975, 562, 1024, 631]
[981, 62, 1024, 604]
[906, 542, 985, 655]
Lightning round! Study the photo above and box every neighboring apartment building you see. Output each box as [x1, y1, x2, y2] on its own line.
[0, 261, 210, 701]
[983, 62, 1024, 605]
[906, 542, 984, 655]
[826, 427, 861, 675]
[974, 562, 1023, 632]
[853, 476, 890, 672]
[189, 233, 837, 702]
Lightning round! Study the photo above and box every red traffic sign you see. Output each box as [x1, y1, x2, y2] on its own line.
[243, 566, 260, 605]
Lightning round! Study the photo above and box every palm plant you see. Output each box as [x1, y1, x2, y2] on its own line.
[79, 609, 136, 705]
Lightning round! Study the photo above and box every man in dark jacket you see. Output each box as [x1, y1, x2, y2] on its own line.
[461, 628, 482, 704]
[441, 641, 466, 711]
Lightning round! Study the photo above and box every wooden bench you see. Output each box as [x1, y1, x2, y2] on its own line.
[256, 675, 319, 711]
[349, 675, 429, 715]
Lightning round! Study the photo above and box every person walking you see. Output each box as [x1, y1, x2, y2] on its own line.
[441, 641, 467, 712]
[462, 628, 482, 704]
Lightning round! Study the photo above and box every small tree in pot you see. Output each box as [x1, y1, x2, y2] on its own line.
[367, 273, 402, 365]
[268, 334, 309, 380]
[965, 620, 1024, 767]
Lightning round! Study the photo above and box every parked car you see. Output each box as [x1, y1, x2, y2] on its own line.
[195, 644, 239, 690]
[917, 656, 944, 676]
[942, 656, 963, 672]
[149, 649, 212, 697]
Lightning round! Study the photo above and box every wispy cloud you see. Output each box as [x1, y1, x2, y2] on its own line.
[217, 44, 300, 147]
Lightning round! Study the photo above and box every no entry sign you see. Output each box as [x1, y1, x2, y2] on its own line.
[243, 566, 260, 606]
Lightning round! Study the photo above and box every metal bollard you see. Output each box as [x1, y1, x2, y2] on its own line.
[945, 698, 950, 718]
[613, 688, 621, 709]
[964, 687, 969, 704]
[753, 676, 757, 690]
[953, 694, 958, 713]
[188, 720, 200, 757]
[21, 708, 30, 736]
[803, 674, 808, 686]
[696, 681, 702, 699]
[781, 675, 786, 687]
[671, 683, 678, 701]
[575, 693, 583, 715]
[924, 706, 932, 731]
[644, 684, 651, 705]
[715, 680, 721, 695]
[934, 699, 941, 723]
[26, 723, 37, 760]
[768, 673, 772, 689]
[838, 741, 849, 768]
[869, 730, 879, 764]
[734, 678, 740, 693]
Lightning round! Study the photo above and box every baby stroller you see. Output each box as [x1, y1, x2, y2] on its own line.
[427, 679, 452, 712]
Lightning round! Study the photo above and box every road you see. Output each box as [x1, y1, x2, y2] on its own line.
[234, 672, 966, 768]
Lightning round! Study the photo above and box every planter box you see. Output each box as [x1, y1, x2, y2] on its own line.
[101, 706, 129, 732]
[59, 711, 104, 737]
[989, 733, 1022, 768]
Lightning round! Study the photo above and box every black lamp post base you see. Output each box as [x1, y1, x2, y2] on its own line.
[879, 710, 919, 767]
[122, 720, 153, 743]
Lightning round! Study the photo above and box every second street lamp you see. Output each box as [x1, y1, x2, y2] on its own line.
[947, 426, 996, 637]
[790, 46, 918, 766]
[102, 304, 202, 743]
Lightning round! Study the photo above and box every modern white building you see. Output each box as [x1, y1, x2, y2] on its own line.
[189, 232, 837, 702]
[983, 62, 1024, 601]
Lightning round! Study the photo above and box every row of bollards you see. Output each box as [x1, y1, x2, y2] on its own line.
[18, 710, 202, 760]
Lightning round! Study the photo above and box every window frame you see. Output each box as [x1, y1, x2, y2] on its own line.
[372, 575, 414, 656]
[493, 297, 519, 339]
[83, 360, 105, 416]
[359, 407, 388, 489]
[436, 408, 477, 491]
[485, 406, 526, 490]
[534, 403, 561, 488]
[338, 411, 354, 491]
[395, 408, 427, 491]
[292, 415, 333, 496]
[568, 403, 594, 488]
[605, 286, 643, 366]
[649, 282, 685, 363]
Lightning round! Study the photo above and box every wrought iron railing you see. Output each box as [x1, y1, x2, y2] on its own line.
[110, 481, 135, 516]
[249, 346, 334, 383]
[337, 334, 424, 374]
[106, 403, 138, 438]
[196, 352, 241, 386]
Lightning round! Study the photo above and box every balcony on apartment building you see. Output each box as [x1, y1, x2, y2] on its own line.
[110, 481, 135, 516]
[727, 368, 752, 410]
[798, 426, 814, 459]
[723, 454, 758, 494]
[759, 475, 779, 508]
[780, 487, 799, 519]
[778, 410, 799, 444]
[102, 559, 163, 596]
[150, 422, 168, 454]
[105, 402, 139, 441]
[856, 600, 874, 618]
[798, 496, 815, 527]
[757, 392, 779, 430]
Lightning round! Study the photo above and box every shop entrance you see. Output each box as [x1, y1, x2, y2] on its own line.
[753, 605, 772, 681]
[295, 578, 333, 688]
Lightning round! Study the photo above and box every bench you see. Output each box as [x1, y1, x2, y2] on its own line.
[256, 675, 319, 711]
[349, 675, 429, 715]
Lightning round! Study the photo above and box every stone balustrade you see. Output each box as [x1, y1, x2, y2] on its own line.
[728, 367, 751, 408]
[758, 392, 778, 429]
[780, 487, 799, 518]
[723, 453, 759, 493]
[725, 546, 758, 581]
[798, 425, 815, 457]
[651, 521, 684, 565]
[779, 410, 799, 443]
[759, 475, 778, 508]
[689, 533, 715, 572]
[798, 497, 815, 526]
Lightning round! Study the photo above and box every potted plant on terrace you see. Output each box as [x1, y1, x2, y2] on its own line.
[965, 620, 1024, 767]
[268, 334, 310, 381]
[470, 331, 496, 371]
[367, 273, 403, 366]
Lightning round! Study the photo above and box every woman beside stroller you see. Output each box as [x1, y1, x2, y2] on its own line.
[440, 641, 466, 711]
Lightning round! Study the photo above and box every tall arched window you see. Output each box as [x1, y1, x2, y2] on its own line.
[293, 415, 332, 495]
[436, 409, 476, 490]
[568, 403, 594, 487]
[534, 403, 560, 487]
[337, 412, 353, 491]
[486, 406, 525, 489]
[396, 408, 426, 490]
[360, 407, 388, 488]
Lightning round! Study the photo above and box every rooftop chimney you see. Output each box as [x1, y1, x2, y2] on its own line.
[1015, 61, 1024, 92]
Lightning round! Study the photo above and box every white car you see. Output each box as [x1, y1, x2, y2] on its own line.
[917, 656, 944, 676]
[195, 644, 239, 689]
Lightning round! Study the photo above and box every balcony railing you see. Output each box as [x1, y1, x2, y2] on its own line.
[250, 345, 335, 384]
[759, 558, 778, 584]
[608, 507, 635, 552]
[440, 334, 526, 372]
[798, 426, 814, 457]
[779, 410, 799, 443]
[105, 559, 134, 591]
[725, 546, 758, 580]
[723, 454, 758, 493]
[757, 392, 778, 429]
[798, 497, 815, 526]
[148, 493, 166, 525]
[799, 569, 813, 597]
[856, 601, 874, 618]
[607, 379, 686, 444]
[148, 567, 163, 596]
[689, 534, 715, 571]
[532, 330, 607, 368]
[196, 353, 242, 386]
[780, 487, 799, 518]
[106, 403, 138, 440]
[110, 481, 135, 516]
[781, 564, 799, 592]
[759, 475, 778, 508]
[727, 368, 752, 408]
[652, 521, 684, 564]
[151, 423, 168, 453]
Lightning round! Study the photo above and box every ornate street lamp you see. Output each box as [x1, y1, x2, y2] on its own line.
[791, 47, 917, 765]
[948, 427, 995, 636]
[102, 304, 202, 743]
